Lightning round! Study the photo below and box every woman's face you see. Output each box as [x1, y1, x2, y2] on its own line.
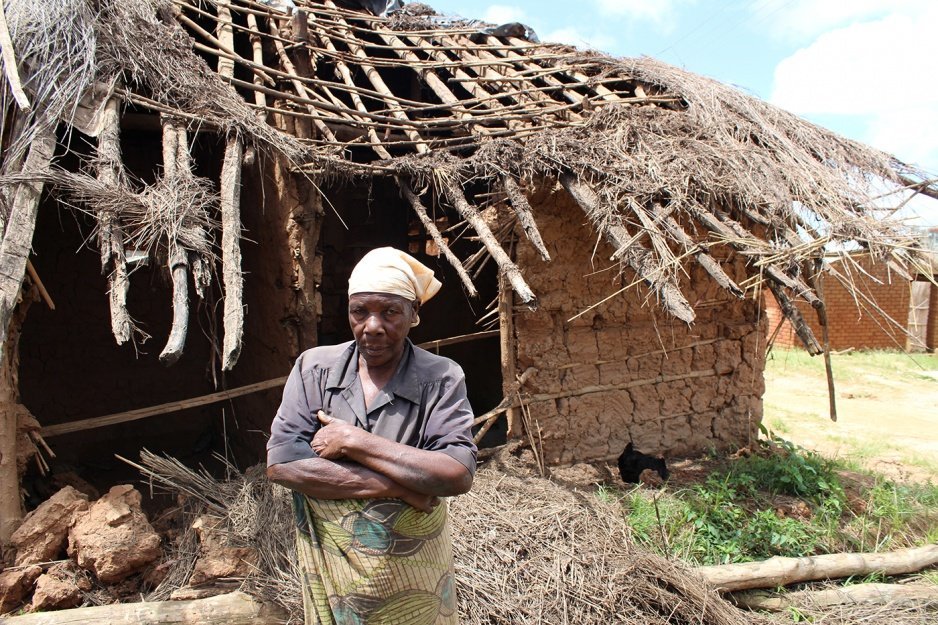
[348, 292, 418, 369]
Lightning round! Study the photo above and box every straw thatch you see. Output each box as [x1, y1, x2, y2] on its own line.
[1, 0, 932, 364]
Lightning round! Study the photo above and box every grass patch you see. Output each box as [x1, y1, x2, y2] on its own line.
[611, 435, 938, 566]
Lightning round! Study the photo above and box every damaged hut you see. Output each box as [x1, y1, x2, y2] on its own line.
[0, 0, 934, 544]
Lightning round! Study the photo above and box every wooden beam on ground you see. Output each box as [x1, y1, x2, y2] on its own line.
[698, 544, 938, 592]
[0, 591, 287, 625]
[441, 178, 537, 308]
[732, 583, 938, 612]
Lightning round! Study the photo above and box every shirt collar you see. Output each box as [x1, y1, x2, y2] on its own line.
[324, 339, 421, 405]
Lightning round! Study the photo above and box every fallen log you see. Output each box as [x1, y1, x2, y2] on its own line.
[0, 591, 287, 625]
[732, 582, 938, 611]
[698, 545, 938, 592]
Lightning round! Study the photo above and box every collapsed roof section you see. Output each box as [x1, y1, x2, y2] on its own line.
[1, 0, 935, 367]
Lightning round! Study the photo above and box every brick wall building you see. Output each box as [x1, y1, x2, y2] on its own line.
[764, 254, 937, 352]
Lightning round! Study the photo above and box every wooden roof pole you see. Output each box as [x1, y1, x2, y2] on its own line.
[267, 17, 339, 143]
[294, 12, 390, 158]
[402, 34, 524, 131]
[488, 35, 587, 109]
[399, 180, 478, 297]
[652, 205, 744, 298]
[501, 176, 550, 262]
[441, 178, 537, 307]
[560, 173, 696, 323]
[96, 97, 133, 345]
[317, 1, 430, 153]
[245, 12, 268, 120]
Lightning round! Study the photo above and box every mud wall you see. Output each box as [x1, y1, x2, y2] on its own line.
[513, 185, 766, 464]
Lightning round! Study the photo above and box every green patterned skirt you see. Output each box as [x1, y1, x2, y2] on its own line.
[293, 492, 459, 625]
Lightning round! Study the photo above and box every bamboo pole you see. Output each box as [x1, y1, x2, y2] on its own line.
[441, 178, 537, 307]
[399, 180, 477, 296]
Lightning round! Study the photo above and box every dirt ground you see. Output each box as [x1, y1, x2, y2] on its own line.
[762, 349, 938, 484]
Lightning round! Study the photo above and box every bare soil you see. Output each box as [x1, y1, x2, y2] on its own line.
[762, 349, 938, 484]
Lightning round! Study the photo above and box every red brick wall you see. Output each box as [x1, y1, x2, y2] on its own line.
[764, 255, 936, 351]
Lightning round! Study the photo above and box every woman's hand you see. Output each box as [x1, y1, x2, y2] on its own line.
[311, 411, 363, 460]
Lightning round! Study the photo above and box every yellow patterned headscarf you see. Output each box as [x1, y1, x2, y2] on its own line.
[348, 247, 442, 305]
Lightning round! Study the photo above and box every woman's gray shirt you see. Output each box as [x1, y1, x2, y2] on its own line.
[266, 340, 477, 475]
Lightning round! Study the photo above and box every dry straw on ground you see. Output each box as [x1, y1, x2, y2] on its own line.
[129, 446, 938, 625]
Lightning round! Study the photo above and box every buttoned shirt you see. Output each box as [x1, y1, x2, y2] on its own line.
[266, 340, 477, 475]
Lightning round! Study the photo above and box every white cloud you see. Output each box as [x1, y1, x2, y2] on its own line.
[755, 0, 932, 42]
[770, 7, 938, 172]
[593, 0, 689, 32]
[482, 5, 527, 24]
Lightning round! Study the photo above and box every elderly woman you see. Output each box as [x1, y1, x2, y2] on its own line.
[267, 247, 477, 625]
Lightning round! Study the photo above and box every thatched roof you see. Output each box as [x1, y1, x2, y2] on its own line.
[1, 0, 934, 365]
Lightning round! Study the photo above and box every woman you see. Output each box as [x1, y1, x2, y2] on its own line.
[267, 247, 477, 625]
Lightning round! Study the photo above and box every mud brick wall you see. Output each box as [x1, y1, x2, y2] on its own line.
[513, 186, 766, 464]
[764, 255, 934, 351]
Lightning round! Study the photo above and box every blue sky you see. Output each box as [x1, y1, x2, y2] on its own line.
[425, 0, 938, 226]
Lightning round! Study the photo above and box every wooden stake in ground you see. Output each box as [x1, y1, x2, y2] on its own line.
[697, 544, 938, 592]
[810, 259, 837, 421]
[498, 273, 520, 438]
[0, 591, 287, 625]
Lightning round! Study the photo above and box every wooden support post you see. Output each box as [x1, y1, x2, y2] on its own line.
[0, 122, 54, 544]
[810, 259, 837, 421]
[217, 3, 245, 371]
[498, 273, 520, 438]
[441, 178, 537, 308]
